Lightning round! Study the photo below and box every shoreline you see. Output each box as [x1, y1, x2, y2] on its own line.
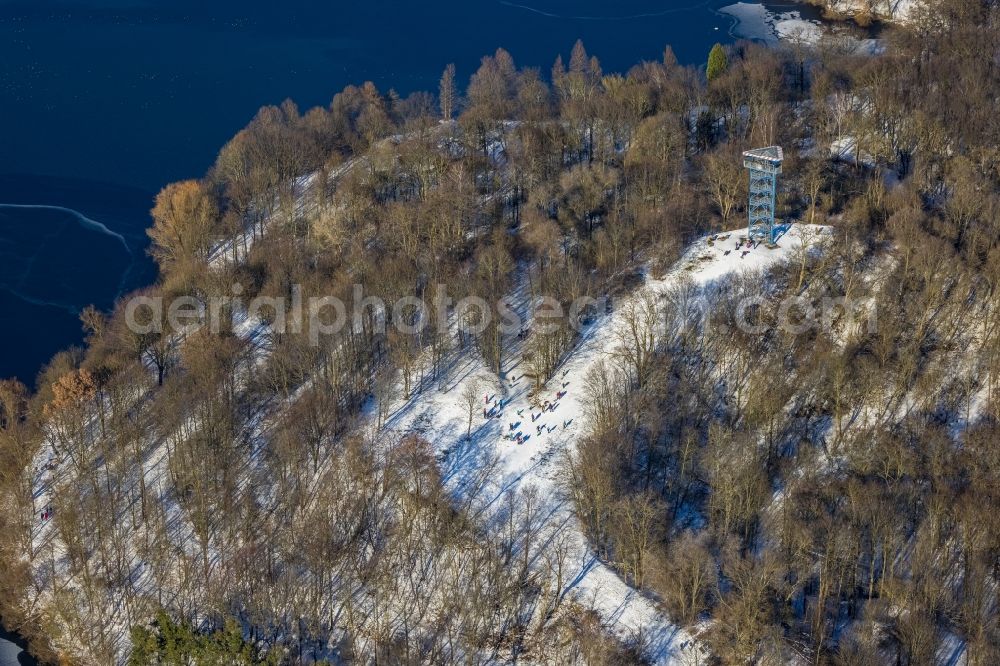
[0, 613, 40, 666]
[798, 0, 912, 25]
[719, 0, 884, 53]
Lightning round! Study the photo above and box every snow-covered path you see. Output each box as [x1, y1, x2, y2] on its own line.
[381, 224, 827, 663]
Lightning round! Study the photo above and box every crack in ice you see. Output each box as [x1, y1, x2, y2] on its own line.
[0, 203, 138, 308]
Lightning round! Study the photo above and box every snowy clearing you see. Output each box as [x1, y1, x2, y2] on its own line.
[378, 223, 828, 664]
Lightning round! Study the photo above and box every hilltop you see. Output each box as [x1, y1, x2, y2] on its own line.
[1, 6, 1000, 663]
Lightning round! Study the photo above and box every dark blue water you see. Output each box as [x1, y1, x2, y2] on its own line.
[0, 0, 819, 386]
[0, 622, 34, 666]
[0, 174, 157, 383]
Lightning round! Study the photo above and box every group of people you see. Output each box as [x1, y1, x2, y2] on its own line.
[722, 237, 759, 258]
[501, 379, 575, 445]
[39, 457, 60, 524]
[504, 429, 530, 445]
[478, 366, 577, 448]
[483, 393, 507, 420]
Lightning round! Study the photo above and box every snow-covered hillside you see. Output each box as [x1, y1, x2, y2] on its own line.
[378, 224, 828, 664]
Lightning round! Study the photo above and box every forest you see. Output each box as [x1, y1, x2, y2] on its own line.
[1, 0, 999, 663]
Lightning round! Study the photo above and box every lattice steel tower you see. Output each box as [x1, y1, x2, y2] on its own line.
[742, 146, 783, 245]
